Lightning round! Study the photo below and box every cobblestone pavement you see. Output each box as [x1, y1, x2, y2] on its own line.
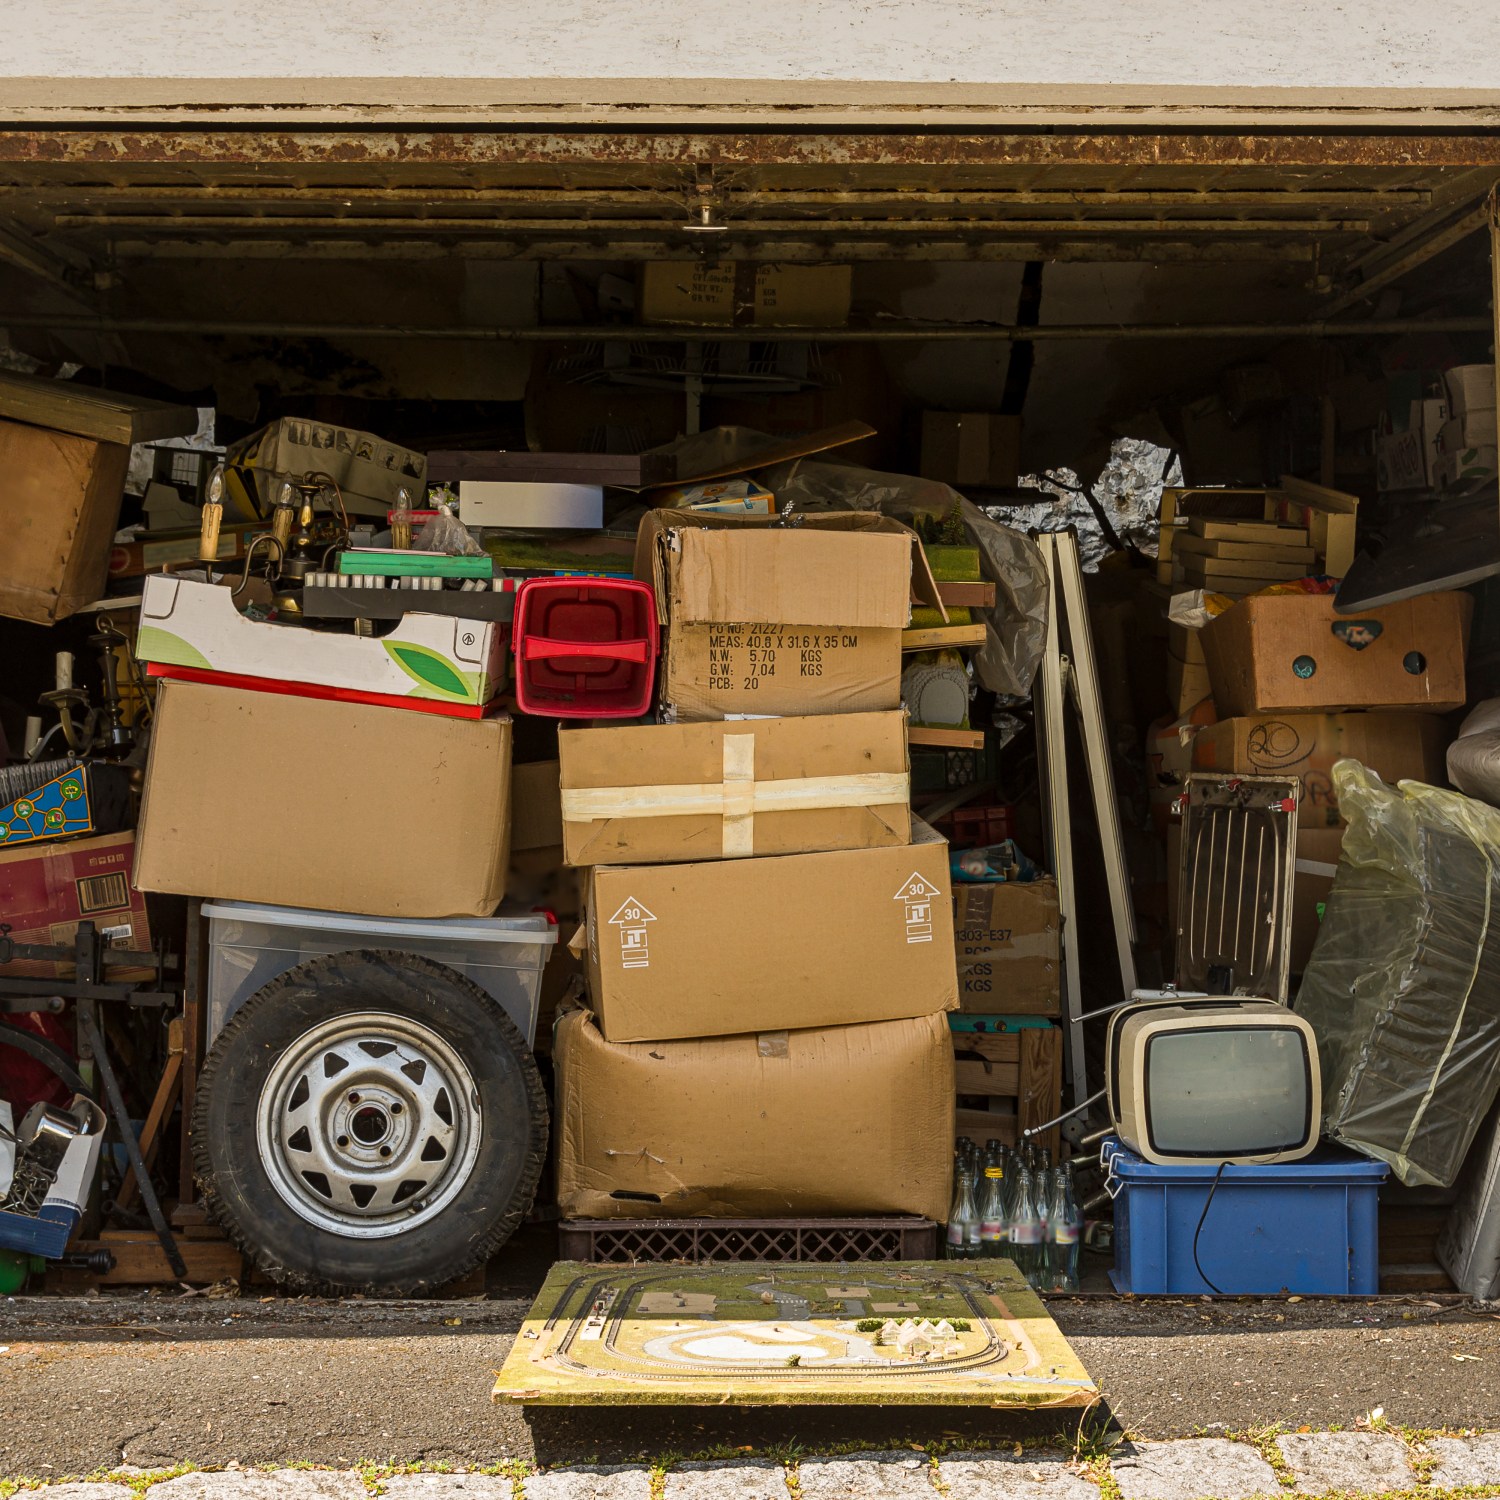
[7, 1433, 1500, 1500]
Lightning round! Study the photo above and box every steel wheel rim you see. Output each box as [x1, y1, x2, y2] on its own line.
[255, 1011, 483, 1239]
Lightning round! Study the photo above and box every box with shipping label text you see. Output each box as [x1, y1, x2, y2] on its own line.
[559, 710, 910, 866]
[953, 879, 1060, 1016]
[635, 509, 940, 720]
[584, 823, 958, 1042]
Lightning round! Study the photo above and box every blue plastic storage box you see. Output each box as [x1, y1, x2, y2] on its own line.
[1104, 1138, 1388, 1296]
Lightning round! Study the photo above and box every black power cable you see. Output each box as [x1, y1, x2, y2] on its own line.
[1192, 1161, 1230, 1295]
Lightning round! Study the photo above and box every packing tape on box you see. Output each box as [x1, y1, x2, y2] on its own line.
[560, 733, 908, 859]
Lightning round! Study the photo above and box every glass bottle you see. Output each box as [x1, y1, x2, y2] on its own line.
[1047, 1165, 1082, 1293]
[946, 1162, 980, 1260]
[979, 1165, 1006, 1253]
[1008, 1167, 1043, 1285]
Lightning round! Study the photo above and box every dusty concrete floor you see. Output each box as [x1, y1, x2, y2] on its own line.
[1, 1284, 1497, 1477]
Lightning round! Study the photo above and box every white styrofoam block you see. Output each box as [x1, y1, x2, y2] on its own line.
[458, 481, 603, 530]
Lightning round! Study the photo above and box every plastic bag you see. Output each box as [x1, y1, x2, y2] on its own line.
[1294, 759, 1500, 1186]
[413, 502, 484, 557]
[1447, 698, 1500, 809]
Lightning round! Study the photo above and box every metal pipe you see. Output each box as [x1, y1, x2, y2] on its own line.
[0, 314, 1488, 343]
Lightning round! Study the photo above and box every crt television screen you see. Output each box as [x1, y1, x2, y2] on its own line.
[1144, 1026, 1312, 1157]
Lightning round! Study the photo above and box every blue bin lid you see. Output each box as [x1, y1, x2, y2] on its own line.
[1102, 1137, 1389, 1183]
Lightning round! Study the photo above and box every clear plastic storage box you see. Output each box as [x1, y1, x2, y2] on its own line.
[204, 901, 558, 1047]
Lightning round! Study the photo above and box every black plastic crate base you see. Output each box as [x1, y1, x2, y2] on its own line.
[558, 1217, 939, 1264]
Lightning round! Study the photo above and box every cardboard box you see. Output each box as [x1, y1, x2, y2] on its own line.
[1201, 592, 1470, 716]
[1440, 410, 1500, 454]
[511, 760, 563, 853]
[1376, 429, 1427, 493]
[1167, 652, 1214, 716]
[583, 824, 958, 1042]
[0, 419, 131, 623]
[638, 262, 852, 328]
[920, 413, 1022, 489]
[1445, 364, 1496, 418]
[136, 682, 512, 918]
[636, 509, 938, 721]
[554, 1007, 953, 1221]
[1191, 712, 1450, 830]
[224, 417, 428, 519]
[136, 574, 506, 715]
[559, 711, 910, 866]
[0, 830, 153, 979]
[953, 879, 1060, 1015]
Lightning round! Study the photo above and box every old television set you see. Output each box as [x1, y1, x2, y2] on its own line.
[1106, 998, 1321, 1166]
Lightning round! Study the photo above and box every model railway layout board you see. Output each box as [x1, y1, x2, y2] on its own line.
[492, 1260, 1095, 1407]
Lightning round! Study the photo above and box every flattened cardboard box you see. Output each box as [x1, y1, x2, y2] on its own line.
[1192, 712, 1449, 829]
[953, 879, 1060, 1016]
[555, 1007, 953, 1221]
[1202, 591, 1470, 716]
[635, 509, 941, 721]
[585, 825, 958, 1042]
[559, 711, 911, 866]
[136, 682, 512, 919]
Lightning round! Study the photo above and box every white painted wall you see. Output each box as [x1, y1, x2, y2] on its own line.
[5, 0, 1500, 94]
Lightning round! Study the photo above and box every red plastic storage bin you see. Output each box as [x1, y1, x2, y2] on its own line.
[512, 577, 659, 718]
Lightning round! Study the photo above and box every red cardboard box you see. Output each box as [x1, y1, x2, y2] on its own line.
[0, 830, 153, 979]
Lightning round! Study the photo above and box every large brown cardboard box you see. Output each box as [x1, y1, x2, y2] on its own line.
[638, 262, 852, 328]
[136, 682, 512, 918]
[584, 823, 958, 1041]
[1191, 711, 1449, 830]
[0, 420, 131, 623]
[1202, 591, 1470, 716]
[953, 879, 1060, 1016]
[559, 711, 910, 866]
[636, 509, 939, 721]
[555, 1007, 953, 1221]
[919, 413, 1022, 488]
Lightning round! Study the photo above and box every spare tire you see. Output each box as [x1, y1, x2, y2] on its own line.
[193, 949, 547, 1296]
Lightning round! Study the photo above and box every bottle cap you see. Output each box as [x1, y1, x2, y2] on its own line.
[984, 1167, 1002, 1179]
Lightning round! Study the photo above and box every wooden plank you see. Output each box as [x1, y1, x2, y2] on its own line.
[955, 1059, 1022, 1096]
[908, 726, 985, 749]
[955, 1105, 1018, 1148]
[953, 1033, 1021, 1066]
[117, 1017, 184, 1214]
[902, 623, 988, 651]
[178, 899, 208, 1204]
[0, 369, 198, 445]
[1019, 1028, 1063, 1159]
[931, 580, 997, 608]
[66, 1234, 243, 1286]
[1379, 1263, 1457, 1294]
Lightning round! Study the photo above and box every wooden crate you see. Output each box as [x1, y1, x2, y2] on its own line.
[952, 1026, 1062, 1159]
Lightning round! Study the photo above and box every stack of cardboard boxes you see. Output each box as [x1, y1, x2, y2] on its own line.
[1153, 473, 1471, 970]
[552, 510, 958, 1225]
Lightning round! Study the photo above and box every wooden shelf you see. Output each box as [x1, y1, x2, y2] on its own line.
[902, 623, 988, 651]
[908, 725, 986, 749]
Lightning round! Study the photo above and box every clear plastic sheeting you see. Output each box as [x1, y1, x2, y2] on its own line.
[1294, 759, 1500, 1188]
[757, 456, 959, 523]
[983, 439, 1181, 573]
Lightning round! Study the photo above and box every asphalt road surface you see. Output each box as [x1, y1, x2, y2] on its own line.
[2, 1290, 1498, 1476]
